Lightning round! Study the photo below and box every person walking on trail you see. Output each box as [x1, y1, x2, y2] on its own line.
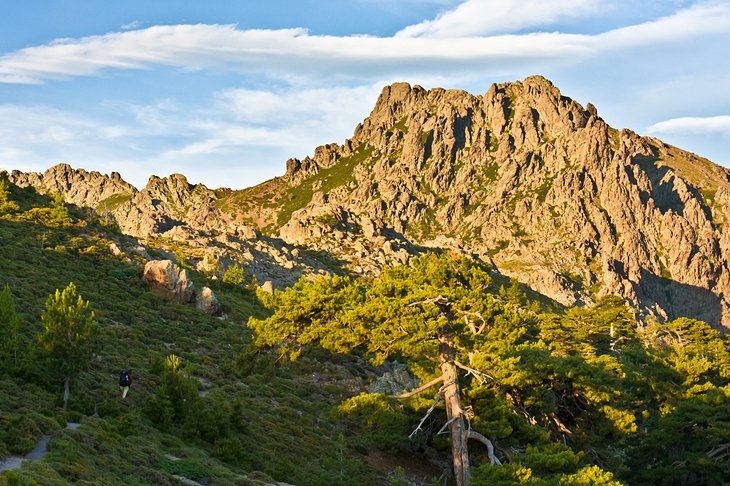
[119, 369, 132, 398]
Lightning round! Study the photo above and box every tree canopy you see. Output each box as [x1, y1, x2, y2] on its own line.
[38, 282, 97, 409]
[250, 253, 730, 485]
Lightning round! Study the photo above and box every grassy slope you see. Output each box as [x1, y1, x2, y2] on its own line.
[0, 185, 388, 485]
[217, 145, 375, 234]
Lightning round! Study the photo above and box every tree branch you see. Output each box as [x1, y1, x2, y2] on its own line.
[408, 389, 443, 439]
[707, 443, 730, 462]
[407, 295, 449, 308]
[460, 310, 487, 334]
[437, 416, 459, 435]
[394, 375, 444, 399]
[454, 360, 495, 384]
[468, 430, 502, 465]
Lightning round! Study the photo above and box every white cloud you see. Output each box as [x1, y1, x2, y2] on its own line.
[396, 0, 602, 38]
[157, 83, 383, 165]
[1, 2, 729, 187]
[648, 115, 730, 135]
[121, 20, 143, 30]
[0, 3, 727, 85]
[596, 1, 730, 47]
[0, 83, 385, 189]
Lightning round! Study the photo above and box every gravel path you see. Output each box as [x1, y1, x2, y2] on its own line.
[0, 422, 80, 472]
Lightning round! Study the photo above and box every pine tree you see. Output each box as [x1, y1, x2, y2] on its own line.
[0, 284, 20, 368]
[38, 282, 97, 409]
[49, 191, 71, 226]
[251, 253, 518, 485]
[0, 171, 20, 214]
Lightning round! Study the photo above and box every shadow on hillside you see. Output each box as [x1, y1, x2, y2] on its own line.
[637, 268, 723, 328]
[633, 151, 713, 221]
[251, 235, 352, 286]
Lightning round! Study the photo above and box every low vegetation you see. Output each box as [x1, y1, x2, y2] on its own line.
[251, 254, 730, 485]
[1, 172, 729, 485]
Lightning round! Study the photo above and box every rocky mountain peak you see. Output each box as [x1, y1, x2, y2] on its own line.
[10, 163, 137, 209]
[9, 76, 730, 329]
[268, 76, 730, 328]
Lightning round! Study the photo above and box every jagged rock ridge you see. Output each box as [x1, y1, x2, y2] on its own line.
[9, 76, 730, 328]
[262, 76, 730, 328]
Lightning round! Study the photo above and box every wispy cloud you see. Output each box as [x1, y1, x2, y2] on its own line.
[648, 115, 730, 135]
[121, 20, 143, 30]
[596, 1, 730, 47]
[0, 83, 385, 188]
[396, 0, 602, 38]
[0, 3, 728, 85]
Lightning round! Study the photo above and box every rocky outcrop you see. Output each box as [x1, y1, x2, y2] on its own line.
[10, 76, 730, 328]
[113, 173, 224, 238]
[10, 163, 136, 210]
[367, 363, 420, 395]
[143, 260, 194, 304]
[270, 76, 730, 328]
[195, 287, 221, 315]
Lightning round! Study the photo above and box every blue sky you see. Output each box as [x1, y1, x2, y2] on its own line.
[0, 0, 729, 189]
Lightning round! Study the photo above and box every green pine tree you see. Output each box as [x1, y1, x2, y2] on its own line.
[49, 191, 72, 226]
[38, 282, 97, 409]
[0, 171, 20, 214]
[0, 284, 20, 368]
[250, 253, 519, 485]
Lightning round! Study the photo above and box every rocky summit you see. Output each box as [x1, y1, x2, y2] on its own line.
[10, 76, 730, 328]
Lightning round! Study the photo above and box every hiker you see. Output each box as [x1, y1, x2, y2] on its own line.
[119, 369, 132, 398]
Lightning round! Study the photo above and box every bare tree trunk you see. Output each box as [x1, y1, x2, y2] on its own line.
[439, 334, 470, 486]
[63, 376, 70, 410]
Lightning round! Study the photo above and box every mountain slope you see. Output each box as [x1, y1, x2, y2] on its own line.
[243, 76, 730, 328]
[10, 76, 730, 328]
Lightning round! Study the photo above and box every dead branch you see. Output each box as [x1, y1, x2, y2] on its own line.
[454, 360, 495, 384]
[395, 375, 444, 399]
[409, 389, 443, 439]
[460, 310, 487, 334]
[437, 416, 459, 435]
[550, 413, 572, 436]
[707, 443, 730, 462]
[407, 295, 450, 308]
[468, 430, 502, 465]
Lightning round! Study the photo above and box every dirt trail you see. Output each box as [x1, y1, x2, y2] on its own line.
[0, 422, 80, 473]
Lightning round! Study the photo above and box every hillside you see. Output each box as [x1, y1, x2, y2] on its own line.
[1, 178, 729, 485]
[0, 183, 406, 484]
[9, 76, 730, 329]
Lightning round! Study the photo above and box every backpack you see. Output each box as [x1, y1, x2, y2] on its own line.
[120, 370, 130, 387]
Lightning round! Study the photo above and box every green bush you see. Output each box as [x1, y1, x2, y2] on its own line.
[4, 415, 41, 454]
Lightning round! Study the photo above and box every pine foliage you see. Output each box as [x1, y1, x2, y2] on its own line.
[251, 253, 730, 484]
[0, 284, 20, 367]
[38, 282, 97, 382]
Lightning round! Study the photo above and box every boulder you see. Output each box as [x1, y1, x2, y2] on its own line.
[195, 287, 221, 315]
[143, 260, 194, 304]
[367, 364, 420, 395]
[108, 242, 123, 256]
[261, 280, 274, 294]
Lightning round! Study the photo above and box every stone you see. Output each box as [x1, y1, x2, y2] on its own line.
[261, 280, 274, 294]
[143, 260, 194, 304]
[11, 75, 730, 328]
[195, 287, 221, 315]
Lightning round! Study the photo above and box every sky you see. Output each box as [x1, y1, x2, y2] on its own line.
[0, 0, 728, 190]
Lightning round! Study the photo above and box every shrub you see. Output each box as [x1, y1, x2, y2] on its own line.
[222, 263, 249, 286]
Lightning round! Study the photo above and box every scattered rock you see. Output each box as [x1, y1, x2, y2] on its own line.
[261, 280, 274, 294]
[368, 364, 420, 395]
[108, 242, 123, 256]
[143, 260, 194, 304]
[195, 286, 221, 315]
